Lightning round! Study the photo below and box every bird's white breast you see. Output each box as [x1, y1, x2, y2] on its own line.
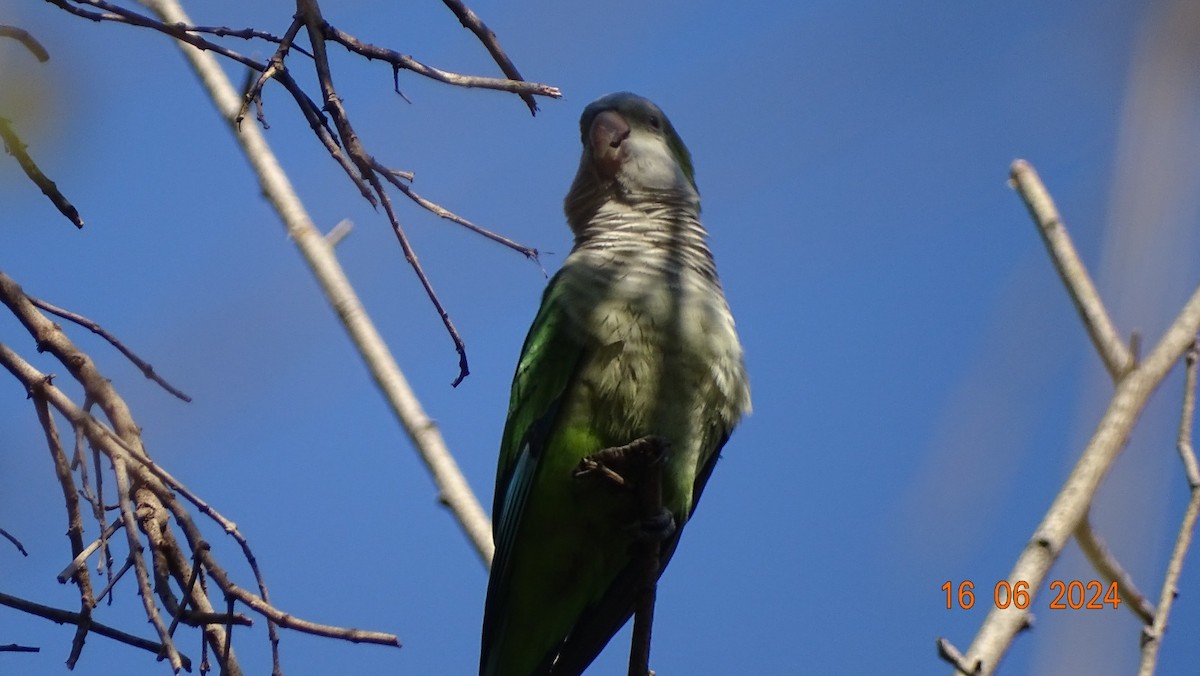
[558, 205, 750, 455]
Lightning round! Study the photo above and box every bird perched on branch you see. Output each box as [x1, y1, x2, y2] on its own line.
[481, 92, 751, 676]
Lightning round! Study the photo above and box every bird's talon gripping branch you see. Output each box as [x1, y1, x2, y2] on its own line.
[572, 435, 671, 490]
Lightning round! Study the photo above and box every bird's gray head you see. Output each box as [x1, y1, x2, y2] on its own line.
[567, 93, 698, 217]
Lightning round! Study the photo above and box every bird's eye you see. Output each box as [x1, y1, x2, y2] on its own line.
[648, 115, 661, 130]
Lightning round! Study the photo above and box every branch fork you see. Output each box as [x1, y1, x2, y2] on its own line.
[937, 161, 1200, 675]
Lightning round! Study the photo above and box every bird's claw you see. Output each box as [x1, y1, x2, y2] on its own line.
[572, 435, 671, 489]
[573, 457, 628, 487]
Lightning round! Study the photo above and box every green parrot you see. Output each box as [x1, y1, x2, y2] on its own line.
[480, 92, 751, 676]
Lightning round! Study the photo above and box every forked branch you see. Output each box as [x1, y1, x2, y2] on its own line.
[0, 271, 400, 673]
[45, 0, 555, 384]
[136, 0, 495, 564]
[1137, 342, 1200, 675]
[937, 161, 1200, 675]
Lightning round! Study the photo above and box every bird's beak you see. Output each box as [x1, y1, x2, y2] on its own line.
[589, 110, 630, 179]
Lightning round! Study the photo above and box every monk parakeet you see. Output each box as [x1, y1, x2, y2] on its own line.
[480, 92, 751, 676]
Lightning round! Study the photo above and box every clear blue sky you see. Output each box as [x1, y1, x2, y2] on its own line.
[4, 1, 1200, 674]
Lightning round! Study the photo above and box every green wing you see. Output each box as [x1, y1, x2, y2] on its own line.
[490, 274, 580, 535]
[481, 274, 586, 675]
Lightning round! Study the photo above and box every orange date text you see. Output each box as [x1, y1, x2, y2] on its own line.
[941, 580, 1120, 610]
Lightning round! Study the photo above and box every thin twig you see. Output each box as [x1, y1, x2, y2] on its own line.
[167, 546, 205, 638]
[936, 637, 980, 675]
[32, 391, 97, 667]
[373, 159, 541, 262]
[1009, 160, 1133, 379]
[48, 0, 376, 204]
[1138, 342, 1200, 676]
[298, 0, 473, 385]
[48, 0, 265, 72]
[29, 296, 192, 402]
[0, 116, 83, 228]
[57, 517, 121, 583]
[0, 591, 191, 670]
[1177, 343, 1200, 487]
[321, 21, 560, 102]
[325, 218, 353, 246]
[0, 528, 28, 556]
[236, 15, 304, 130]
[80, 399, 118, 590]
[1074, 513, 1155, 623]
[380, 184, 472, 386]
[439, 0, 541, 114]
[181, 23, 313, 57]
[90, 554, 133, 606]
[0, 25, 51, 61]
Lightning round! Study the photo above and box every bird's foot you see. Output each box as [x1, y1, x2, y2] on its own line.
[572, 435, 670, 490]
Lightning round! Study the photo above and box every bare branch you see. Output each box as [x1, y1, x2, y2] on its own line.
[373, 159, 541, 263]
[0, 117, 83, 228]
[29, 296, 192, 402]
[236, 15, 304, 130]
[936, 637, 980, 675]
[1009, 160, 1133, 379]
[49, 0, 513, 580]
[297, 0, 472, 385]
[32, 391, 98, 667]
[321, 21, 561, 103]
[325, 218, 353, 246]
[91, 554, 133, 606]
[0, 528, 29, 556]
[0, 591, 192, 670]
[2, 268, 404, 671]
[110, 453, 186, 672]
[956, 161, 1200, 674]
[0, 25, 51, 61]
[179, 22, 313, 57]
[53, 0, 542, 381]
[46, 0, 375, 204]
[571, 437, 669, 676]
[1177, 343, 1200, 488]
[632, 440, 665, 676]
[47, 0, 264, 72]
[1, 339, 401, 657]
[129, 0, 494, 562]
[1074, 513, 1155, 623]
[439, 0, 543, 114]
[58, 519, 121, 583]
[1138, 342, 1200, 675]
